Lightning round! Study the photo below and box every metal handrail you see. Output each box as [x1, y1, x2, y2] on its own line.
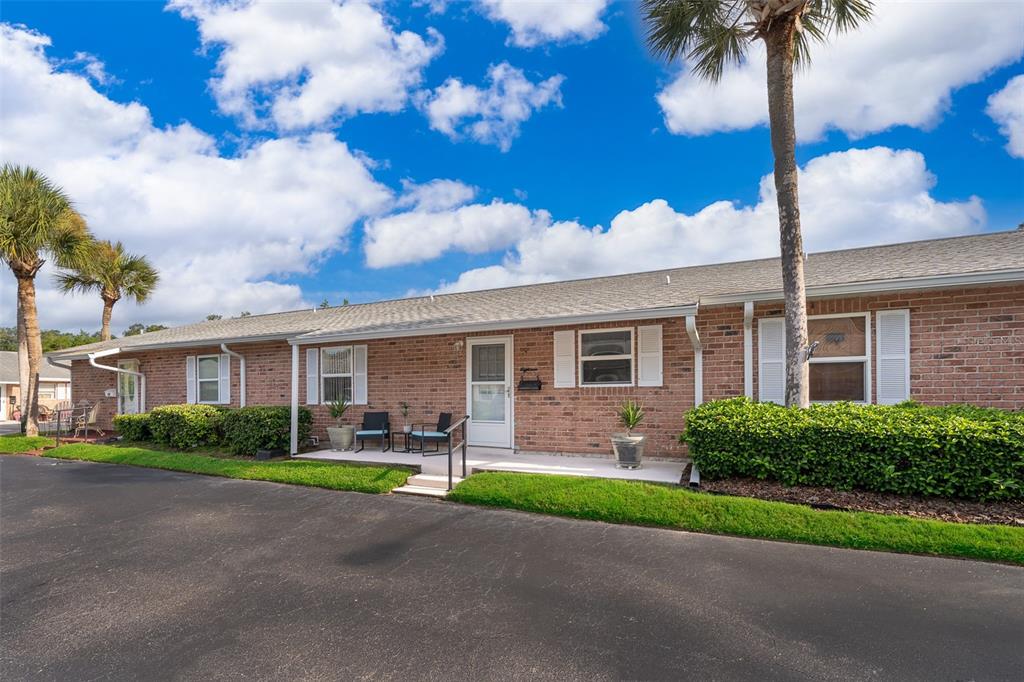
[445, 415, 469, 491]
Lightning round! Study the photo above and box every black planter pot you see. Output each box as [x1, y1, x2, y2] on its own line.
[255, 448, 285, 460]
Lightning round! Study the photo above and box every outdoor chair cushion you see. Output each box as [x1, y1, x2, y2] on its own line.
[356, 429, 388, 437]
[411, 430, 446, 439]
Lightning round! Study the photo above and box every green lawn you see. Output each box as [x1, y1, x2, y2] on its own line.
[0, 434, 55, 453]
[449, 472, 1024, 565]
[40, 443, 412, 494]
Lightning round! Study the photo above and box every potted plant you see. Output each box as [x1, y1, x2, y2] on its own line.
[326, 397, 354, 451]
[610, 400, 646, 469]
[399, 401, 412, 433]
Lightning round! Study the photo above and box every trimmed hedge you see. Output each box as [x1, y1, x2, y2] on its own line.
[147, 404, 226, 450]
[683, 398, 1024, 502]
[112, 413, 151, 442]
[221, 406, 312, 456]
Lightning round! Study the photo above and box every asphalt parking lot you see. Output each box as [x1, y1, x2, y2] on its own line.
[2, 454, 1022, 680]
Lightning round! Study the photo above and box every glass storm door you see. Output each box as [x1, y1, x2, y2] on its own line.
[118, 360, 140, 415]
[467, 337, 512, 448]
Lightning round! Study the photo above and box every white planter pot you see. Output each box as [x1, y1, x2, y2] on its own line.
[403, 424, 412, 434]
[327, 426, 355, 451]
[610, 434, 646, 469]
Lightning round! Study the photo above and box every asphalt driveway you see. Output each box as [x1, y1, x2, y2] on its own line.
[2, 455, 1022, 681]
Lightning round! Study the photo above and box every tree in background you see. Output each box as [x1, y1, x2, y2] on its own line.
[57, 240, 159, 342]
[641, 0, 873, 407]
[123, 323, 167, 337]
[1, 164, 92, 435]
[0, 328, 104, 353]
[319, 298, 330, 309]
[206, 314, 223, 321]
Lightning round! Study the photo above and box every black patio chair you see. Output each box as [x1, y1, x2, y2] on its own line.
[410, 412, 453, 455]
[355, 412, 390, 452]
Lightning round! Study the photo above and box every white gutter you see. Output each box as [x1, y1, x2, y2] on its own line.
[46, 356, 73, 371]
[684, 315, 703, 408]
[50, 332, 300, 361]
[743, 302, 754, 399]
[220, 343, 245, 407]
[699, 269, 1024, 306]
[291, 305, 700, 346]
[88, 348, 146, 412]
[290, 344, 299, 455]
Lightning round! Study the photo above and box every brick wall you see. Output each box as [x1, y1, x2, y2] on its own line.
[742, 283, 1024, 408]
[69, 283, 1023, 458]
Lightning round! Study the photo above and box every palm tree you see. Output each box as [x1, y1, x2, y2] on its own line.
[642, 0, 873, 407]
[1, 164, 92, 436]
[57, 240, 160, 342]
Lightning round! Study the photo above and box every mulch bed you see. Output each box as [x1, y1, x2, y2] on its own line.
[701, 477, 1024, 526]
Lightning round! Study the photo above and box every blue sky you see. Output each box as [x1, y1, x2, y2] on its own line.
[1, 1, 1022, 332]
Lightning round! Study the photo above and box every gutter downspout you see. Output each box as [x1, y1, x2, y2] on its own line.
[220, 343, 245, 407]
[684, 315, 703, 489]
[743, 301, 754, 399]
[88, 349, 146, 413]
[684, 315, 703, 408]
[47, 357, 73, 371]
[290, 344, 299, 456]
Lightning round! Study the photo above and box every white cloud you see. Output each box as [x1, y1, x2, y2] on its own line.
[430, 147, 986, 292]
[476, 0, 610, 47]
[0, 23, 392, 330]
[168, 0, 443, 130]
[364, 181, 550, 268]
[420, 62, 564, 151]
[656, 1, 1024, 141]
[987, 74, 1024, 158]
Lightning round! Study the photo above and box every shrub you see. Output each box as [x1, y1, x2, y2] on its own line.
[113, 413, 151, 442]
[221, 405, 312, 456]
[683, 398, 1024, 502]
[147, 404, 225, 450]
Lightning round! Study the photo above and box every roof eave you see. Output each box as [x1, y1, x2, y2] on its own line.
[290, 305, 700, 345]
[48, 332, 303, 361]
[699, 269, 1024, 306]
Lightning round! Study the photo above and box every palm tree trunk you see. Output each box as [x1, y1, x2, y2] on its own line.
[16, 275, 42, 437]
[764, 18, 809, 408]
[16, 300, 29, 433]
[100, 298, 115, 341]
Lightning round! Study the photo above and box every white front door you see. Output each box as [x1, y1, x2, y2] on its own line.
[467, 337, 513, 448]
[118, 360, 140, 415]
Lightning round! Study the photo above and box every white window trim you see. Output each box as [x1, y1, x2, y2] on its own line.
[579, 327, 635, 387]
[195, 354, 222, 405]
[808, 312, 872, 404]
[320, 345, 353, 405]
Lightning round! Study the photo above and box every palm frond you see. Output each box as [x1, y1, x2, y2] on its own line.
[641, 0, 751, 82]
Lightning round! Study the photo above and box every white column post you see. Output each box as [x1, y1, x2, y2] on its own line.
[290, 343, 299, 455]
[743, 301, 754, 399]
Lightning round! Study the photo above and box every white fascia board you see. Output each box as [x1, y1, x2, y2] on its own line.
[290, 305, 699, 346]
[50, 333, 300, 361]
[699, 270, 1024, 306]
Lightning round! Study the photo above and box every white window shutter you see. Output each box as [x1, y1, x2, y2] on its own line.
[219, 354, 231, 404]
[876, 309, 911, 405]
[185, 356, 197, 404]
[758, 318, 785, 404]
[353, 345, 368, 405]
[306, 348, 319, 405]
[553, 330, 575, 388]
[637, 325, 663, 387]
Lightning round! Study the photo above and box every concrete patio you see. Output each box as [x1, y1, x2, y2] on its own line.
[298, 445, 687, 486]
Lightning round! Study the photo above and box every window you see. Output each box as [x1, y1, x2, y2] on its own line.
[196, 355, 221, 403]
[807, 314, 870, 402]
[38, 384, 56, 400]
[580, 329, 633, 385]
[321, 346, 352, 403]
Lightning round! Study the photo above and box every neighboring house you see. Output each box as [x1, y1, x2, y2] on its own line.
[49, 229, 1024, 458]
[0, 351, 72, 420]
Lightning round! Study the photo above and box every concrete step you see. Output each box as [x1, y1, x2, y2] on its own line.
[393, 485, 450, 498]
[406, 473, 463, 490]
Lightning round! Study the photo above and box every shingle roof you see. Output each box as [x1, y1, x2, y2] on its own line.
[0, 351, 71, 382]
[49, 229, 1024, 358]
